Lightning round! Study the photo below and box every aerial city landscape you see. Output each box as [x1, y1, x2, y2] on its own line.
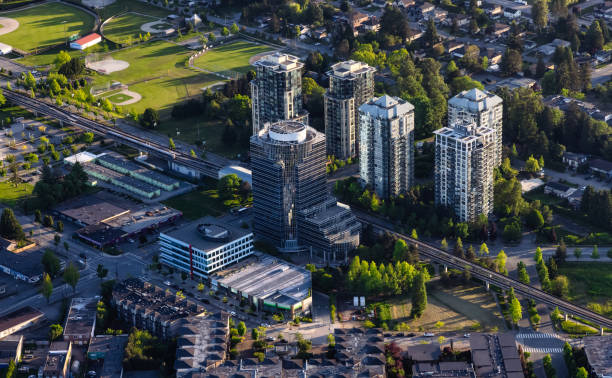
[0, 0, 609, 375]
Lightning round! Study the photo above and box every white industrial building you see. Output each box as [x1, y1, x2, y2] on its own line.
[358, 95, 415, 199]
[434, 120, 496, 223]
[448, 88, 503, 166]
[159, 215, 253, 278]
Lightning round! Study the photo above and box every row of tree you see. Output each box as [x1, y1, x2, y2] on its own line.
[346, 256, 427, 297]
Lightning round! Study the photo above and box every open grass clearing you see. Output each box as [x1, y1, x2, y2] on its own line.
[91, 40, 219, 116]
[193, 40, 274, 74]
[162, 179, 227, 220]
[102, 12, 158, 44]
[559, 262, 612, 319]
[377, 283, 505, 332]
[0, 2, 95, 52]
[94, 0, 170, 20]
[0, 181, 33, 206]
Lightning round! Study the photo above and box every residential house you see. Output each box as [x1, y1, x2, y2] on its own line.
[544, 182, 576, 198]
[485, 48, 503, 65]
[594, 50, 612, 65]
[394, 0, 415, 8]
[589, 159, 612, 178]
[309, 27, 328, 40]
[408, 2, 435, 21]
[492, 22, 510, 37]
[483, 3, 503, 18]
[562, 152, 588, 169]
[454, 14, 470, 27]
[503, 7, 521, 19]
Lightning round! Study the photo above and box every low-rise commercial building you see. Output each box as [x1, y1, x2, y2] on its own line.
[83, 163, 162, 199]
[159, 215, 254, 279]
[96, 153, 180, 191]
[544, 182, 576, 198]
[0, 247, 45, 283]
[469, 333, 523, 378]
[111, 278, 206, 338]
[87, 335, 129, 378]
[562, 152, 588, 169]
[589, 159, 612, 178]
[211, 253, 311, 319]
[43, 341, 72, 378]
[0, 307, 44, 339]
[63, 298, 97, 346]
[0, 335, 23, 368]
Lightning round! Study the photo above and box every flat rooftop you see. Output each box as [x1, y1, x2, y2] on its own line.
[97, 153, 179, 187]
[161, 215, 251, 253]
[0, 248, 45, 279]
[583, 336, 612, 378]
[54, 192, 130, 226]
[88, 335, 129, 378]
[213, 253, 311, 307]
[64, 297, 97, 338]
[0, 307, 44, 333]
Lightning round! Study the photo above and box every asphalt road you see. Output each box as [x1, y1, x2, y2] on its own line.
[592, 64, 612, 87]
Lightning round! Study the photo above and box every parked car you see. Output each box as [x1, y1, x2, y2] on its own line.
[424, 332, 435, 337]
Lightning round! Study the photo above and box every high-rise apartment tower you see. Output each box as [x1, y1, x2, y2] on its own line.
[250, 53, 308, 134]
[358, 95, 415, 199]
[434, 120, 496, 223]
[448, 88, 503, 166]
[324, 60, 375, 159]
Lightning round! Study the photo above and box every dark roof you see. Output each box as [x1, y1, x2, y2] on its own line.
[0, 249, 45, 279]
[590, 159, 612, 172]
[406, 344, 442, 362]
[545, 181, 572, 192]
[0, 307, 44, 333]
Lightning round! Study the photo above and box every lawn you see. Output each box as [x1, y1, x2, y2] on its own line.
[0, 181, 33, 206]
[374, 284, 505, 332]
[0, 2, 95, 52]
[193, 40, 274, 74]
[94, 0, 170, 20]
[91, 40, 219, 116]
[101, 12, 159, 44]
[157, 117, 244, 158]
[163, 180, 227, 220]
[107, 93, 133, 103]
[559, 262, 612, 319]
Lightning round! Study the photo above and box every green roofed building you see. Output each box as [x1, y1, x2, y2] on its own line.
[96, 153, 180, 191]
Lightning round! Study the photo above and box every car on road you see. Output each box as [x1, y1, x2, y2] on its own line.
[423, 332, 435, 337]
[265, 336, 275, 342]
[164, 281, 171, 286]
[464, 333, 471, 338]
[230, 311, 236, 316]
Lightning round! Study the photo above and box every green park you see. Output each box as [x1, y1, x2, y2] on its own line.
[0, 2, 95, 52]
[193, 40, 274, 74]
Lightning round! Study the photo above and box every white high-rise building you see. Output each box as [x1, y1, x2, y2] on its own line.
[358, 95, 415, 199]
[448, 88, 503, 166]
[434, 120, 496, 223]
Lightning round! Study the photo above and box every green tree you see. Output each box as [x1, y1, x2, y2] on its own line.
[230, 23, 239, 34]
[140, 108, 160, 129]
[585, 21, 604, 52]
[532, 0, 548, 30]
[496, 250, 508, 275]
[525, 155, 541, 173]
[441, 238, 448, 251]
[63, 262, 80, 293]
[518, 262, 530, 284]
[5, 359, 16, 378]
[576, 367, 588, 378]
[527, 208, 545, 229]
[40, 273, 53, 304]
[479, 242, 489, 256]
[96, 264, 108, 280]
[411, 229, 418, 239]
[410, 271, 428, 318]
[169, 138, 176, 150]
[54, 50, 71, 69]
[591, 245, 599, 259]
[42, 250, 61, 277]
[221, 27, 229, 36]
[501, 48, 523, 76]
[0, 208, 25, 241]
[551, 275, 569, 298]
[510, 296, 522, 324]
[237, 321, 247, 336]
[49, 324, 63, 341]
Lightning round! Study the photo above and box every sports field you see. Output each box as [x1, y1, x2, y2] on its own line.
[102, 12, 158, 44]
[0, 2, 95, 52]
[193, 40, 274, 74]
[92, 40, 219, 116]
[107, 93, 133, 103]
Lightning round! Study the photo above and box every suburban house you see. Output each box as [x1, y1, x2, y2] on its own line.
[492, 23, 510, 37]
[483, 3, 503, 18]
[544, 182, 576, 199]
[503, 7, 521, 19]
[562, 152, 588, 170]
[589, 159, 612, 178]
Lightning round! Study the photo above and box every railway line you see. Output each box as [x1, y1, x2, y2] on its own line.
[3, 89, 224, 178]
[357, 213, 612, 332]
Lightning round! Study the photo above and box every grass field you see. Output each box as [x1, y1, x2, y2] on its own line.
[0, 2, 95, 52]
[163, 180, 227, 220]
[102, 12, 158, 44]
[193, 40, 274, 74]
[559, 262, 612, 319]
[0, 181, 33, 206]
[91, 40, 219, 116]
[94, 0, 170, 20]
[107, 93, 133, 103]
[378, 284, 505, 332]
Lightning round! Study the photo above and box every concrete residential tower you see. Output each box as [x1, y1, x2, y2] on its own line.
[250, 53, 308, 134]
[358, 95, 415, 199]
[324, 60, 376, 159]
[434, 120, 496, 223]
[448, 88, 503, 166]
[250, 121, 360, 261]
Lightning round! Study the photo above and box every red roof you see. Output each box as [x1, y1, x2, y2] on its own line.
[74, 33, 101, 46]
